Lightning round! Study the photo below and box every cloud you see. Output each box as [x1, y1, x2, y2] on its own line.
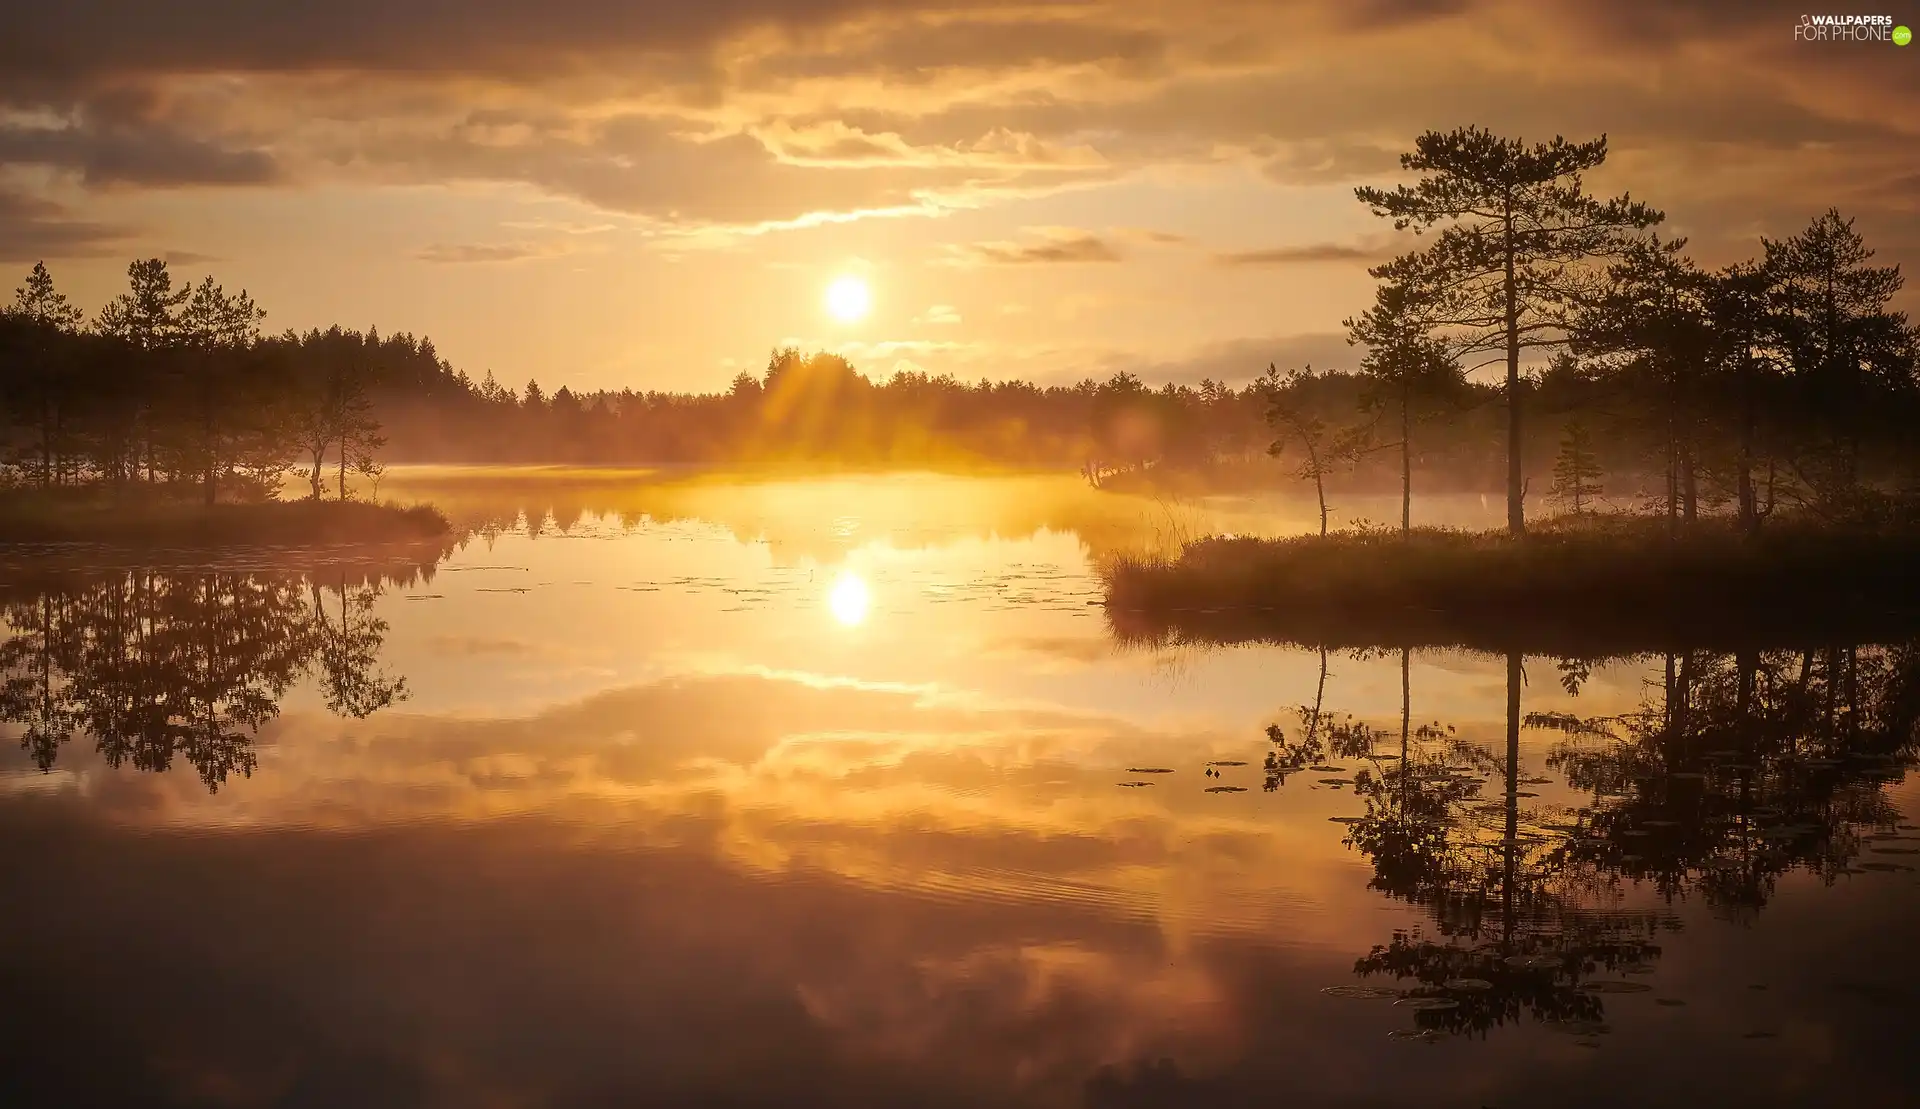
[917, 304, 962, 325]
[1115, 228, 1186, 245]
[0, 190, 133, 262]
[951, 230, 1123, 265]
[1094, 332, 1359, 384]
[414, 241, 576, 264]
[0, 123, 279, 186]
[162, 249, 222, 266]
[1213, 241, 1392, 266]
[0, 0, 1913, 275]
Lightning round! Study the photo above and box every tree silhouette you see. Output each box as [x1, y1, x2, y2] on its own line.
[1358, 128, 1663, 536]
[1576, 235, 1713, 531]
[1549, 422, 1605, 515]
[0, 568, 415, 791]
[2, 263, 85, 489]
[1260, 365, 1367, 535]
[1763, 209, 1914, 501]
[1347, 282, 1468, 534]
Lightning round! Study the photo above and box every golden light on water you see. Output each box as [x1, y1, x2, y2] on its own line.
[825, 275, 871, 322]
[828, 571, 871, 626]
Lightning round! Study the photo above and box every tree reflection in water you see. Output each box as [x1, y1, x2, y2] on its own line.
[0, 564, 420, 791]
[1266, 641, 1920, 1042]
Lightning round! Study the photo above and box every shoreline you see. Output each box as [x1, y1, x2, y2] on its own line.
[1101, 520, 1920, 654]
[0, 497, 454, 549]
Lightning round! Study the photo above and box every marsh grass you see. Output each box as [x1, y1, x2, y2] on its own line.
[0, 493, 452, 547]
[1102, 514, 1920, 654]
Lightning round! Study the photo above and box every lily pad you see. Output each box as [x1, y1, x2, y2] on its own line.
[1308, 766, 1347, 773]
[1318, 778, 1351, 786]
[1859, 862, 1915, 872]
[1205, 785, 1247, 793]
[1117, 782, 1153, 788]
[1581, 981, 1653, 994]
[1504, 954, 1561, 970]
[1387, 1029, 1440, 1042]
[1443, 978, 1494, 992]
[1395, 997, 1460, 1011]
[1872, 847, 1920, 855]
[1126, 767, 1174, 774]
[1207, 760, 1247, 767]
[1328, 815, 1364, 823]
[1321, 985, 1400, 1000]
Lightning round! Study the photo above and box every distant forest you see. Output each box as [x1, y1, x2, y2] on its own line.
[2, 127, 1915, 524]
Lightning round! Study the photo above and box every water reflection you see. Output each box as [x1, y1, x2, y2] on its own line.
[1269, 642, 1920, 1047]
[0, 564, 417, 790]
[829, 570, 872, 626]
[0, 479, 1918, 1107]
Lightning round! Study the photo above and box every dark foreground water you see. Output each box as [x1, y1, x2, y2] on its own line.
[2, 474, 1916, 1108]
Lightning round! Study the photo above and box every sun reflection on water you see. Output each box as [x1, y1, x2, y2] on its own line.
[828, 571, 871, 626]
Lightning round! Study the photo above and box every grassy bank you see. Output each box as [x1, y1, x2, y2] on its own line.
[1102, 517, 1920, 654]
[0, 495, 453, 548]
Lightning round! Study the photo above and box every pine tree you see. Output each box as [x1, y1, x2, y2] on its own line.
[1550, 423, 1605, 515]
[1358, 128, 1662, 535]
[5, 263, 84, 488]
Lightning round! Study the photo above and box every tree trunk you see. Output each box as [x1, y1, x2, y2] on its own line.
[1681, 445, 1698, 525]
[309, 448, 325, 500]
[53, 406, 66, 487]
[1400, 648, 1411, 755]
[39, 397, 53, 491]
[1502, 649, 1521, 950]
[1665, 382, 1679, 540]
[1314, 470, 1327, 536]
[1738, 353, 1757, 535]
[1399, 648, 1411, 809]
[337, 434, 348, 501]
[1503, 205, 1524, 536]
[1310, 648, 1328, 746]
[1400, 381, 1412, 536]
[202, 385, 218, 507]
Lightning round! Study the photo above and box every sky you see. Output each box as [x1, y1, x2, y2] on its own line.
[3, 0, 1917, 394]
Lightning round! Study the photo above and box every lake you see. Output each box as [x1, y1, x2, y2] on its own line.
[2, 471, 1916, 1108]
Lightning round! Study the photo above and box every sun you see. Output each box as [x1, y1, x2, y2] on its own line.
[828, 571, 871, 626]
[825, 275, 871, 322]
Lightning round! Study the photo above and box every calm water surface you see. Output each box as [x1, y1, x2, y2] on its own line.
[2, 473, 1916, 1108]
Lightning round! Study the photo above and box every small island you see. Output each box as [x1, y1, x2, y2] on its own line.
[1102, 512, 1920, 656]
[1, 261, 454, 550]
[0, 494, 451, 548]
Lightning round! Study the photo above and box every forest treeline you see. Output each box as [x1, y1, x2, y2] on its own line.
[1, 125, 1915, 520]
